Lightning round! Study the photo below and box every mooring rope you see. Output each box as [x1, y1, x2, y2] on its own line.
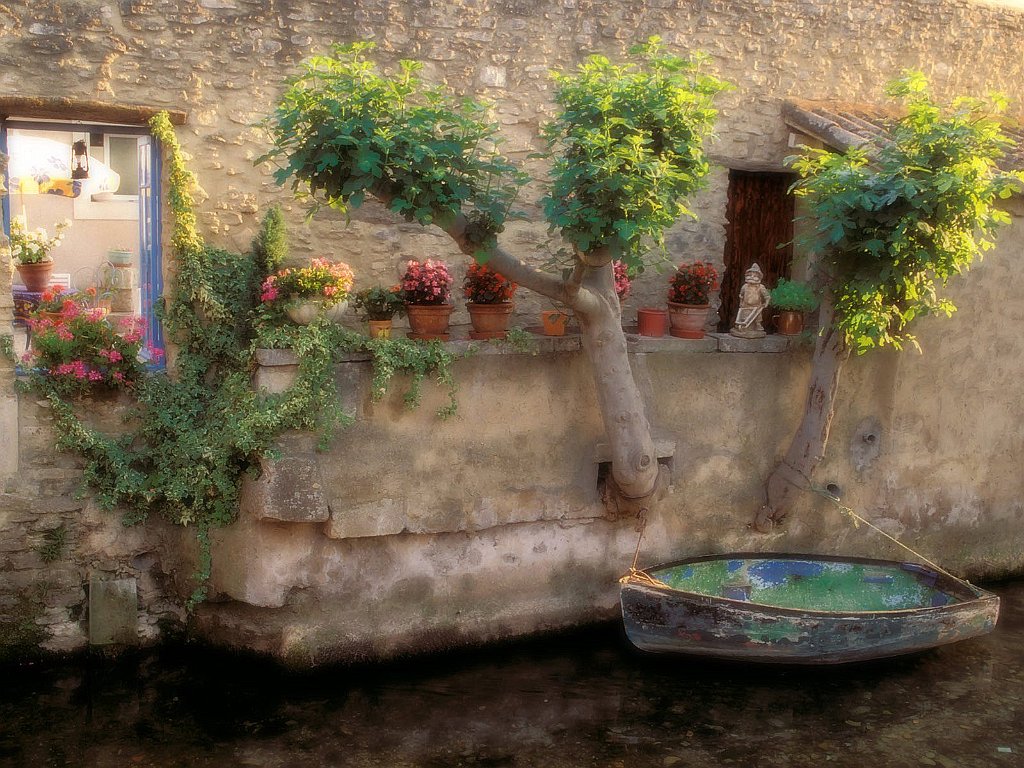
[619, 488, 969, 590]
[811, 486, 969, 585]
[619, 509, 670, 588]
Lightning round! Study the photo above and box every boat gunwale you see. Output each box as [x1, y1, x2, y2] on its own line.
[628, 551, 997, 619]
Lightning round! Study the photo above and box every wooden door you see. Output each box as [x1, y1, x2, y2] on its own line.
[718, 171, 795, 330]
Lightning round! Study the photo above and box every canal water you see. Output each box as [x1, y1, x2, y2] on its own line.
[2, 582, 1022, 768]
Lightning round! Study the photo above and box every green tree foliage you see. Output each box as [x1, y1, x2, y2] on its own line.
[259, 42, 528, 251]
[542, 37, 730, 268]
[790, 72, 1022, 354]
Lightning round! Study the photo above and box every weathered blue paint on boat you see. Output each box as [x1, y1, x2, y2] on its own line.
[620, 553, 999, 664]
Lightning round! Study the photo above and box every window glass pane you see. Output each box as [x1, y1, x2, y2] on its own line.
[108, 136, 139, 195]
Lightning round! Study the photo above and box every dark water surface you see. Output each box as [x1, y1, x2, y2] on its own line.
[2, 582, 1023, 768]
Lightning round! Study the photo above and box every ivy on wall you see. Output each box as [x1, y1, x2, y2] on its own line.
[28, 112, 461, 607]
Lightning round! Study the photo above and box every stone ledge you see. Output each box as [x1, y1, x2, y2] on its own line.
[254, 327, 804, 368]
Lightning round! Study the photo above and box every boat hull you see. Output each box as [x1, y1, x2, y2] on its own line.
[620, 553, 999, 664]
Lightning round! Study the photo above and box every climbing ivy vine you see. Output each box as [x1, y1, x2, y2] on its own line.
[30, 112, 462, 607]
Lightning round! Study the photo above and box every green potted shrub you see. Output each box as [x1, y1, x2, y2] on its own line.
[770, 278, 818, 335]
[353, 285, 405, 339]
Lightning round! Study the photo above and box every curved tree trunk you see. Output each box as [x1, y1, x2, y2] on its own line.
[487, 245, 663, 512]
[574, 263, 664, 512]
[754, 294, 850, 532]
[372, 197, 665, 514]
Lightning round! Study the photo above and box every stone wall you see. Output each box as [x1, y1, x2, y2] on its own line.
[3, 0, 1022, 317]
[2, 0, 1024, 662]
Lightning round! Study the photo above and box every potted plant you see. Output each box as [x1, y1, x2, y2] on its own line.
[260, 257, 355, 324]
[32, 286, 113, 322]
[770, 278, 819, 335]
[107, 246, 133, 266]
[353, 285, 406, 339]
[10, 217, 71, 292]
[24, 311, 150, 397]
[401, 259, 453, 340]
[541, 309, 569, 336]
[667, 260, 719, 339]
[463, 262, 517, 340]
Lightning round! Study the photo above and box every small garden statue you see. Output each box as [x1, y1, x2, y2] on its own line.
[730, 262, 771, 339]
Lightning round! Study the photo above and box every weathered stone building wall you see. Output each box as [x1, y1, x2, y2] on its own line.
[2, 0, 1024, 662]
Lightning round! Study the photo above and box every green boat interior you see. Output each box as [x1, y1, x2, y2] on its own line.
[648, 557, 969, 613]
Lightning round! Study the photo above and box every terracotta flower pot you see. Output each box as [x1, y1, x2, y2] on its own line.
[667, 301, 711, 339]
[636, 307, 668, 337]
[406, 303, 453, 340]
[285, 299, 348, 324]
[541, 310, 568, 336]
[776, 309, 804, 336]
[467, 302, 513, 340]
[16, 261, 54, 293]
[367, 319, 393, 339]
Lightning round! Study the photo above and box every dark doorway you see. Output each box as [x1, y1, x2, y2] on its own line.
[718, 170, 795, 331]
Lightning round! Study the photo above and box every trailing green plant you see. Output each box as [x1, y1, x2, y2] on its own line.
[789, 71, 1022, 353]
[770, 278, 819, 313]
[255, 321, 461, 419]
[500, 327, 536, 355]
[542, 37, 731, 269]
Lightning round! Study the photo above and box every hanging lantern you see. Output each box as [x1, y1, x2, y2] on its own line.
[71, 139, 90, 180]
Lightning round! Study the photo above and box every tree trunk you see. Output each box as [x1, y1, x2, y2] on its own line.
[382, 200, 665, 514]
[487, 246, 664, 512]
[754, 294, 850, 531]
[575, 264, 664, 513]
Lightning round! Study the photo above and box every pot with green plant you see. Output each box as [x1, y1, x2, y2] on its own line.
[354, 285, 405, 339]
[770, 278, 818, 335]
[10, 217, 71, 292]
[464, 262, 517, 340]
[667, 260, 719, 339]
[260, 257, 355, 324]
[401, 259, 454, 340]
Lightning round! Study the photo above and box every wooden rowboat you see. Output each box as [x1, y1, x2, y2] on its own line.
[620, 553, 999, 664]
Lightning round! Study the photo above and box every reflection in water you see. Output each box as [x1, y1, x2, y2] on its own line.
[2, 582, 1023, 767]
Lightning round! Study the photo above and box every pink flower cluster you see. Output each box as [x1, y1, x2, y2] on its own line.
[401, 259, 453, 305]
[52, 360, 104, 382]
[119, 316, 145, 344]
[260, 258, 355, 308]
[26, 310, 148, 396]
[261, 274, 280, 302]
[613, 260, 632, 300]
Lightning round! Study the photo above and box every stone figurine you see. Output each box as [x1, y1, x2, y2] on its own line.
[730, 263, 771, 339]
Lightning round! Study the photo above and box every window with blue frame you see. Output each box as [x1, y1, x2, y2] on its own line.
[2, 120, 163, 363]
